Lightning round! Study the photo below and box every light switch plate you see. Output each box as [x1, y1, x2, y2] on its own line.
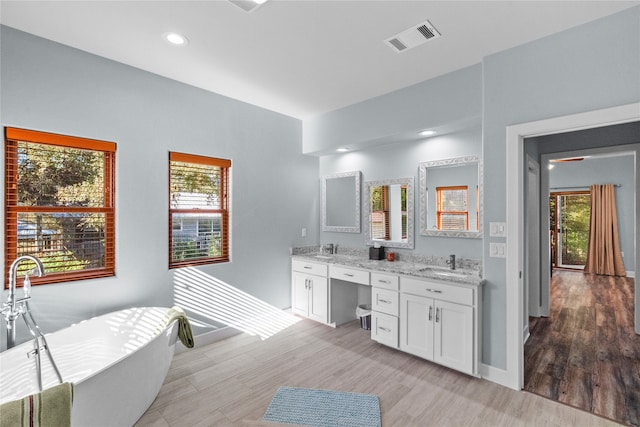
[490, 242, 506, 258]
[490, 222, 507, 237]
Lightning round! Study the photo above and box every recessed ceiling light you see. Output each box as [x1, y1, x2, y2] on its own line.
[228, 0, 269, 12]
[418, 130, 437, 137]
[336, 148, 349, 152]
[163, 32, 188, 46]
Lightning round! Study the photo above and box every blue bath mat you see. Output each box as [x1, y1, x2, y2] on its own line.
[263, 386, 381, 427]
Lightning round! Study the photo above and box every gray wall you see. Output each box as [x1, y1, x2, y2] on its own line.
[0, 26, 319, 348]
[304, 64, 482, 155]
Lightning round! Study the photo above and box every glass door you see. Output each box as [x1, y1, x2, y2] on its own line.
[549, 192, 591, 269]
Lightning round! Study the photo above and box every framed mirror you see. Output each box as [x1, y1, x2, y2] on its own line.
[364, 177, 414, 249]
[419, 156, 483, 238]
[322, 171, 361, 233]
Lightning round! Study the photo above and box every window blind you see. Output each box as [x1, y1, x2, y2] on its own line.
[4, 128, 116, 286]
[169, 152, 230, 268]
[437, 186, 469, 231]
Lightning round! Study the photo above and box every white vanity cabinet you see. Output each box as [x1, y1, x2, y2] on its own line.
[291, 259, 328, 323]
[371, 272, 399, 348]
[290, 255, 482, 377]
[399, 276, 479, 376]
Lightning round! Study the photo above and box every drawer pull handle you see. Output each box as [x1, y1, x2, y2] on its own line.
[426, 288, 443, 294]
[378, 299, 392, 304]
[378, 326, 391, 333]
[378, 279, 390, 284]
[344, 273, 354, 277]
[303, 266, 313, 269]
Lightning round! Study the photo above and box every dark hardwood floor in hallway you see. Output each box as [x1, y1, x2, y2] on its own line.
[524, 270, 639, 426]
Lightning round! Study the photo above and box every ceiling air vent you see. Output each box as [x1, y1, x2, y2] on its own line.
[384, 20, 441, 53]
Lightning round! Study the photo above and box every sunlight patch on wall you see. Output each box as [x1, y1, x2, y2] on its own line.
[173, 268, 299, 340]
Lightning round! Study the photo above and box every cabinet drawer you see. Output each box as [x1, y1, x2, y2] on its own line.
[371, 272, 399, 291]
[401, 277, 473, 306]
[372, 311, 398, 348]
[330, 265, 369, 285]
[372, 288, 399, 316]
[292, 259, 328, 277]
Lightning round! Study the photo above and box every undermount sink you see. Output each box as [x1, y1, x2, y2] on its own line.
[418, 267, 469, 279]
[432, 271, 468, 279]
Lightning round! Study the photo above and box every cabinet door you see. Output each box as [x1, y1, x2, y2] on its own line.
[434, 300, 474, 374]
[308, 276, 328, 323]
[292, 272, 310, 317]
[399, 293, 434, 360]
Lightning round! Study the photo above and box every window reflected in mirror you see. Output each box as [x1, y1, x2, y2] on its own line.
[419, 156, 483, 238]
[370, 184, 408, 240]
[365, 177, 414, 249]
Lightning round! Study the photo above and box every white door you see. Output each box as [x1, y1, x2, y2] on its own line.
[434, 300, 473, 374]
[526, 158, 542, 320]
[292, 272, 310, 317]
[308, 276, 328, 323]
[399, 293, 433, 360]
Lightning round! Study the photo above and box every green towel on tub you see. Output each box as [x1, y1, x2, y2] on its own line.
[0, 382, 73, 427]
[164, 306, 195, 348]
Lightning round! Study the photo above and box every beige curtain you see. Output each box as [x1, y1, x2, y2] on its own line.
[584, 184, 626, 276]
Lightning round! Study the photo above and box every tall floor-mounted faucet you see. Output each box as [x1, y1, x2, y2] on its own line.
[2, 255, 62, 390]
[3, 255, 46, 348]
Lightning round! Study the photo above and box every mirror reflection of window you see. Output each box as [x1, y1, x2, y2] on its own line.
[371, 185, 408, 241]
[370, 186, 389, 240]
[437, 186, 468, 231]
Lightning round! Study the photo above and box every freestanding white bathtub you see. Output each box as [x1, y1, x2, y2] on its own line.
[0, 307, 179, 426]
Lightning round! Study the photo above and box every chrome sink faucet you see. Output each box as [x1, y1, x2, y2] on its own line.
[447, 254, 456, 270]
[2, 255, 46, 348]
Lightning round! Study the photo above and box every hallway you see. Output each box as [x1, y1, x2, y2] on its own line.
[524, 270, 639, 426]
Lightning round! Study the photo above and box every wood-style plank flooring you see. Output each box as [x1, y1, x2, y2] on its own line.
[137, 312, 621, 426]
[524, 270, 639, 426]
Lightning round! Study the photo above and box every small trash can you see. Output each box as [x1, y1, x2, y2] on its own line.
[356, 304, 372, 330]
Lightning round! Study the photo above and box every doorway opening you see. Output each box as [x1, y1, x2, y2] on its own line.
[549, 191, 590, 270]
[504, 103, 640, 395]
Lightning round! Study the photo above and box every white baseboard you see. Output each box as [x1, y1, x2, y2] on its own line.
[626, 270, 635, 278]
[175, 325, 242, 354]
[481, 364, 518, 390]
[523, 325, 530, 344]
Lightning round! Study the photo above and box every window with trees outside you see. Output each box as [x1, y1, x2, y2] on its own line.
[169, 152, 231, 268]
[4, 128, 116, 287]
[436, 186, 469, 231]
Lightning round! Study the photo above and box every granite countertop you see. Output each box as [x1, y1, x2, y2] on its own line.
[292, 252, 483, 287]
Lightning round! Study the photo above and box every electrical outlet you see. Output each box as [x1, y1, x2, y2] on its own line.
[490, 222, 507, 237]
[490, 242, 506, 258]
[301, 228, 307, 237]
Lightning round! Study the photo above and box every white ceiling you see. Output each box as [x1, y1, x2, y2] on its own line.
[1, 1, 638, 119]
